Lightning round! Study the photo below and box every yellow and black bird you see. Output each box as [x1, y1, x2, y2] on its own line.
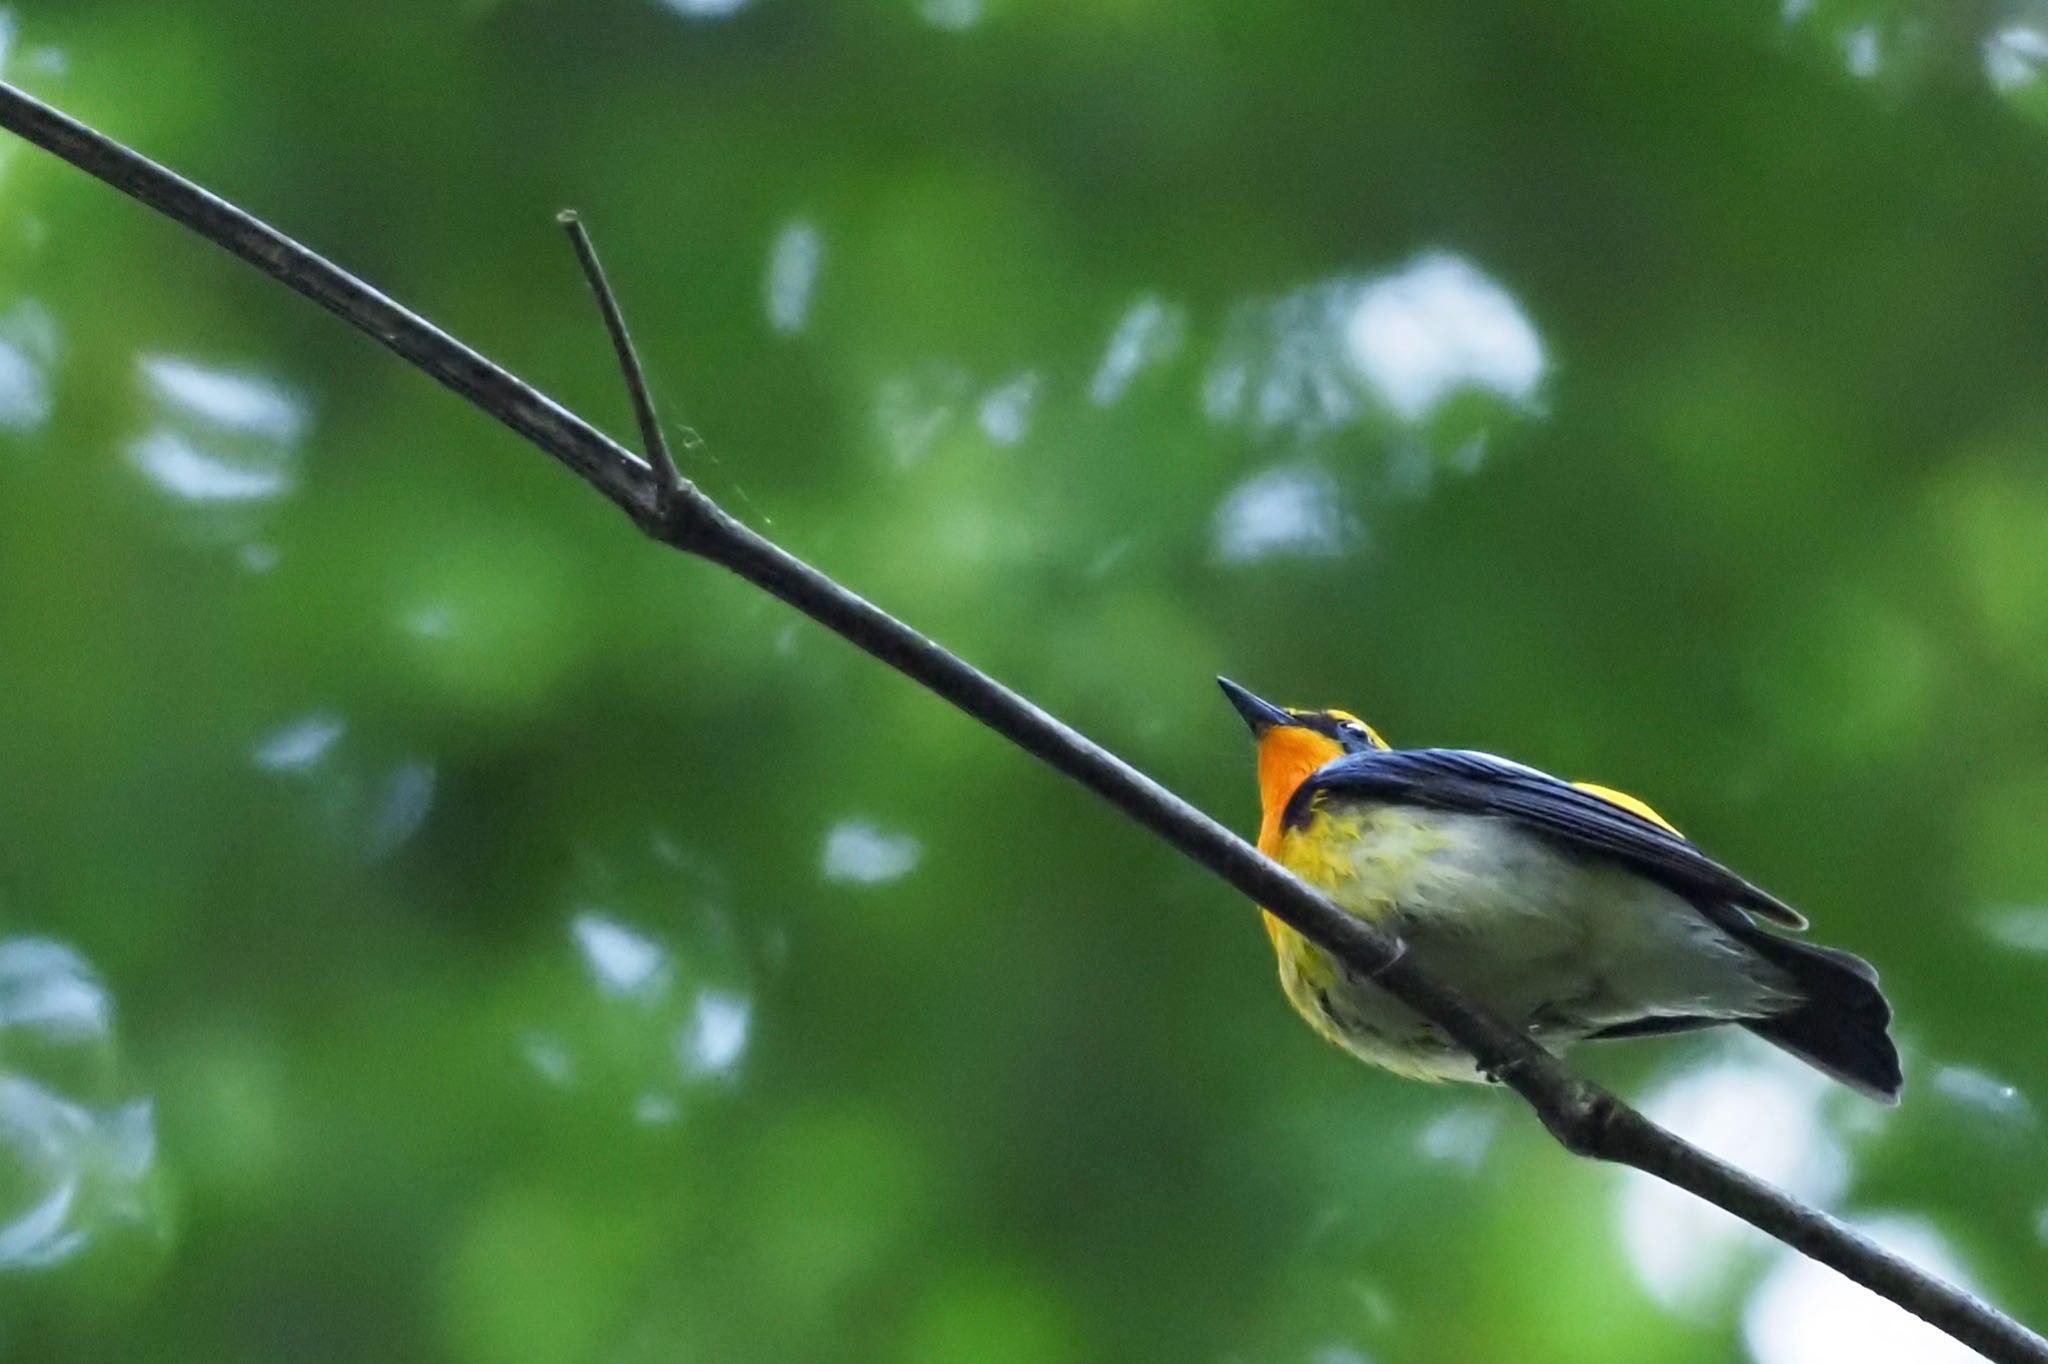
[1219, 677, 1902, 1101]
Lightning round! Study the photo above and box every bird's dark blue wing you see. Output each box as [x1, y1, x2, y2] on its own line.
[1285, 747, 1806, 929]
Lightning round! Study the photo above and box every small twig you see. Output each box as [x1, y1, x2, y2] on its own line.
[558, 208, 684, 512]
[0, 77, 2042, 1364]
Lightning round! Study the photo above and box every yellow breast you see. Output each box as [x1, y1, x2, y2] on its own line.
[1258, 802, 1448, 955]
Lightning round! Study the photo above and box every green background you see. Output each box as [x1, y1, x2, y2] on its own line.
[1, 2, 2045, 1361]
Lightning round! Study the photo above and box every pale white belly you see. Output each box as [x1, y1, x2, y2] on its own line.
[1273, 805, 1793, 1082]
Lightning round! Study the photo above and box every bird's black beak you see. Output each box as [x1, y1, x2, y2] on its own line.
[1217, 676, 1293, 737]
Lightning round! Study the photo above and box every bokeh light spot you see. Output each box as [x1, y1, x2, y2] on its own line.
[821, 818, 923, 885]
[1620, 1052, 1845, 1310]
[1745, 1215, 1981, 1364]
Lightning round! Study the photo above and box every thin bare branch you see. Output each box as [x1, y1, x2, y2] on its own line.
[0, 76, 2038, 1364]
[557, 208, 685, 508]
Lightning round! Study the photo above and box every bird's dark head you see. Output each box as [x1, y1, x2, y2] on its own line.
[1217, 677, 1387, 836]
[1217, 677, 1386, 754]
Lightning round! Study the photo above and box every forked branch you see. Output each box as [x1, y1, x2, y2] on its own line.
[0, 77, 2038, 1364]
[556, 209, 684, 511]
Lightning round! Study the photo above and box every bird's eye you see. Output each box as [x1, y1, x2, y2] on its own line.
[1329, 718, 1384, 752]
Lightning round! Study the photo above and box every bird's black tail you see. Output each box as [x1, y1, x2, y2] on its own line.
[1737, 929, 1902, 1103]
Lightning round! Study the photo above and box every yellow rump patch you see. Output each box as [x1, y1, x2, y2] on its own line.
[1571, 781, 1680, 834]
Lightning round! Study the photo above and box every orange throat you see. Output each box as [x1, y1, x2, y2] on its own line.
[1252, 726, 1344, 949]
[1253, 725, 1344, 852]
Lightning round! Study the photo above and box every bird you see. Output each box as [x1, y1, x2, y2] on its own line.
[1217, 676, 1902, 1101]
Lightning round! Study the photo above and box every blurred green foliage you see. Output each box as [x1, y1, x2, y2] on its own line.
[1, 2, 2046, 1362]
